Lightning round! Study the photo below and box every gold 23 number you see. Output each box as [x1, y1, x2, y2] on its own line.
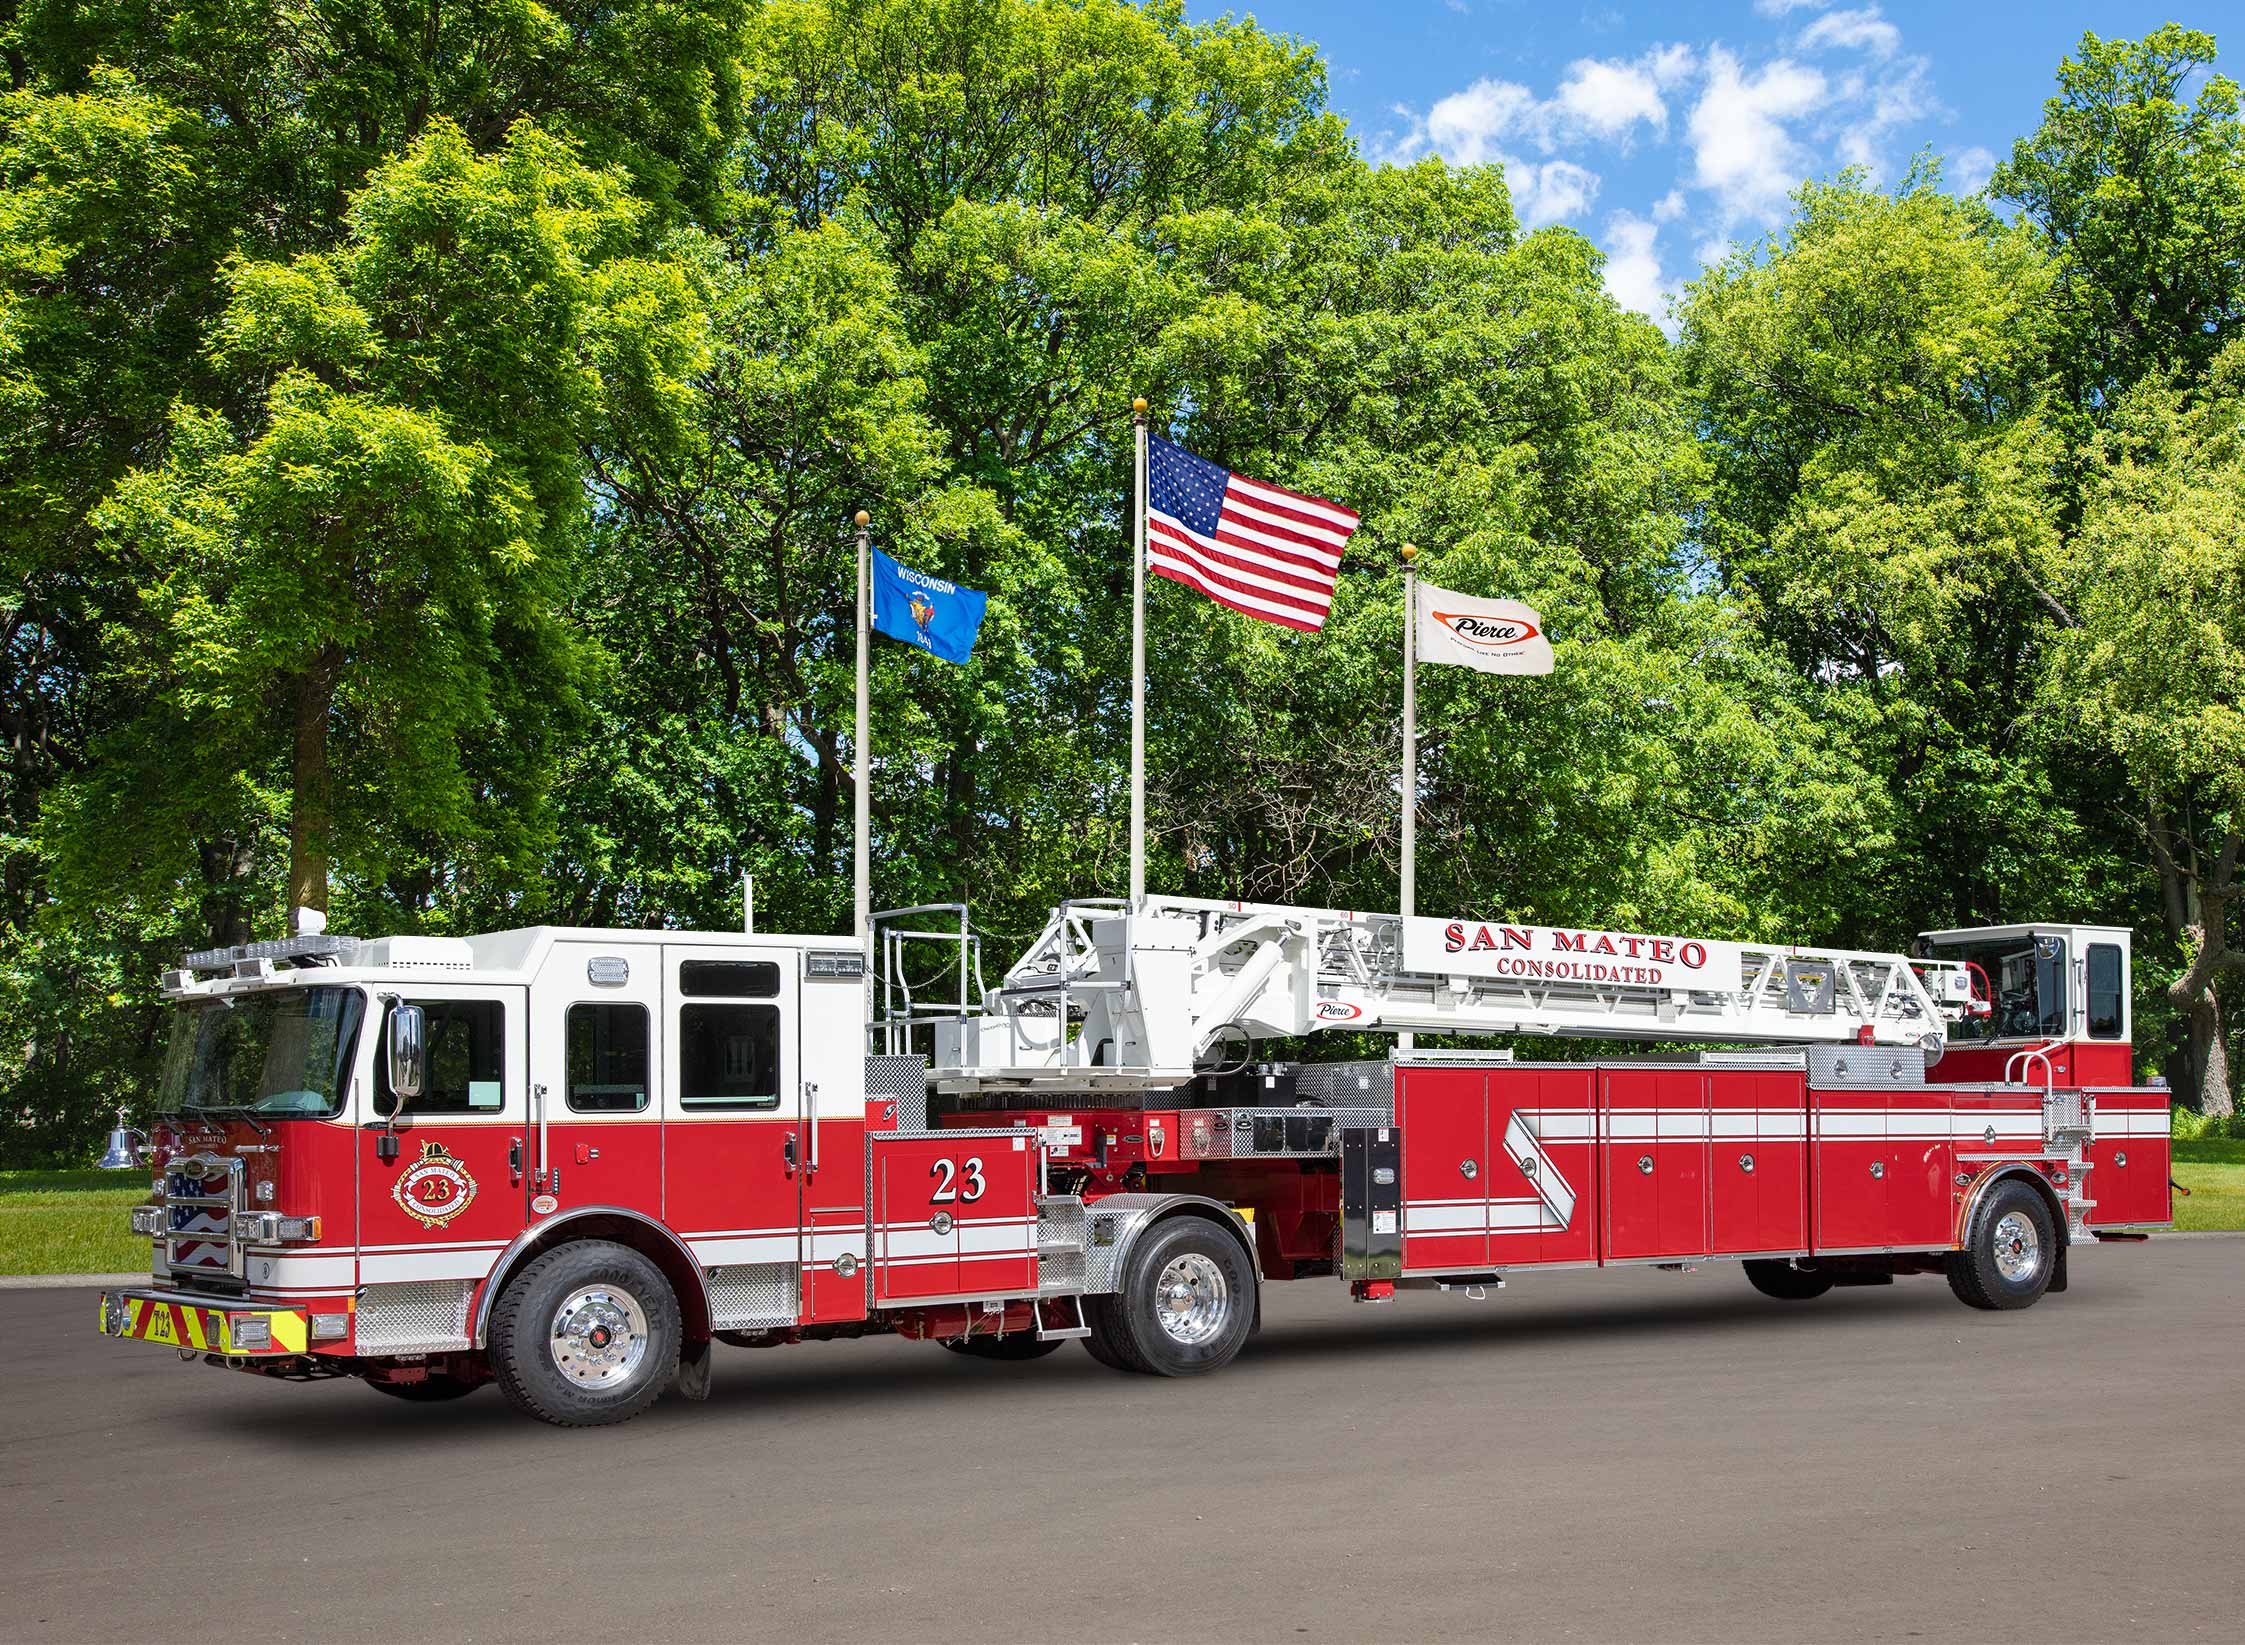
[928, 1156, 986, 1203]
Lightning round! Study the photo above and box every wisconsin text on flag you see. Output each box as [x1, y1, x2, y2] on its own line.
[1146, 435, 1360, 632]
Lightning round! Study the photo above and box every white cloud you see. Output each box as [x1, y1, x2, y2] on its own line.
[1513, 159, 1601, 226]
[1687, 49, 1829, 228]
[1651, 188, 1688, 223]
[1414, 77, 1543, 166]
[1834, 55, 1937, 176]
[1601, 212, 1672, 329]
[1555, 57, 1668, 140]
[1798, 7, 1901, 60]
[1754, 0, 1828, 15]
[1951, 145, 1997, 195]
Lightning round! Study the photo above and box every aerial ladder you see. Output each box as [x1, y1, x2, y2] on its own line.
[873, 895, 1982, 1095]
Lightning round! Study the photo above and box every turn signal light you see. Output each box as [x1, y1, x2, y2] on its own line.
[129, 1206, 162, 1237]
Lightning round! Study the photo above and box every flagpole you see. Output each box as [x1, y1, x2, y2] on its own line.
[854, 510, 871, 947]
[1129, 395, 1149, 907]
[1399, 543, 1418, 1053]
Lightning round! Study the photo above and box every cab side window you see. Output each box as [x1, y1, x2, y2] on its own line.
[376, 1000, 506, 1115]
[678, 1005, 780, 1110]
[567, 1003, 650, 1112]
[2086, 945, 2124, 1039]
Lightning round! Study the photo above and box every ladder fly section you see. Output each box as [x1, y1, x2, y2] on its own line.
[883, 896, 1976, 1093]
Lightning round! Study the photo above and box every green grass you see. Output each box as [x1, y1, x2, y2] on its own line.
[2171, 1139, 2245, 1232]
[3, 1140, 2239, 1279]
[0, 1169, 150, 1277]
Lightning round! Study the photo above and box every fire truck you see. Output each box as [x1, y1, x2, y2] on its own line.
[98, 897, 2172, 1425]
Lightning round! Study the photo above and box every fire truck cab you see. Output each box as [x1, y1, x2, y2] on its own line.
[98, 903, 2172, 1426]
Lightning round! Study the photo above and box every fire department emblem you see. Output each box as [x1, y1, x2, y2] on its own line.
[393, 1140, 478, 1229]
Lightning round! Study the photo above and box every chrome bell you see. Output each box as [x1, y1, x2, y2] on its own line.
[97, 1105, 146, 1171]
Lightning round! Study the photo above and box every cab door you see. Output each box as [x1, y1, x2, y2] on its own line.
[659, 947, 804, 1319]
[528, 943, 663, 1225]
[357, 986, 527, 1292]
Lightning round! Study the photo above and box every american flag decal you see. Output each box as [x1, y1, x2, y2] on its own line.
[1146, 436, 1359, 632]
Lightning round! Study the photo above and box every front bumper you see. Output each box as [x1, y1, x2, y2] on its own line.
[98, 1290, 308, 1355]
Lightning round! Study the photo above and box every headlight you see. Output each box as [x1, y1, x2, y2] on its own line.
[129, 1206, 162, 1237]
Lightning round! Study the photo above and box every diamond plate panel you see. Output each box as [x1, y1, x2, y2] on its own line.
[708, 1263, 800, 1329]
[1295, 1061, 1394, 1113]
[868, 1054, 928, 1132]
[356, 1279, 473, 1354]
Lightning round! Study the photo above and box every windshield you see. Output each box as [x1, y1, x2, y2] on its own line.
[157, 987, 366, 1117]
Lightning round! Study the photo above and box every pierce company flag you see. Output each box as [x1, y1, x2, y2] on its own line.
[870, 546, 988, 665]
[1146, 435, 1359, 632]
[1415, 580, 1554, 675]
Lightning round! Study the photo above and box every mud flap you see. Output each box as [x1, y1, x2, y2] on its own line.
[676, 1337, 713, 1401]
[2049, 1240, 2069, 1294]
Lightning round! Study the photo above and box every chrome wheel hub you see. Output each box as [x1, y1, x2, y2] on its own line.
[1153, 1252, 1229, 1346]
[550, 1284, 650, 1389]
[1992, 1211, 2042, 1284]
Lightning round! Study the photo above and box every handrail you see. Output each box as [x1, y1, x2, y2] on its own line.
[2003, 1041, 2059, 1095]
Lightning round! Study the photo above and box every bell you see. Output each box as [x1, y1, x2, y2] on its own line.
[97, 1106, 145, 1171]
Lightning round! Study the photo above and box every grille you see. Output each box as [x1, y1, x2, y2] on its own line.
[355, 1280, 474, 1354]
[708, 1263, 800, 1329]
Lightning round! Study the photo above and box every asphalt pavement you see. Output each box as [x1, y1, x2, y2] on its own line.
[5, 1239, 2241, 1644]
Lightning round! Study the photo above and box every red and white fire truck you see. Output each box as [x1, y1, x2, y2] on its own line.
[98, 897, 2171, 1425]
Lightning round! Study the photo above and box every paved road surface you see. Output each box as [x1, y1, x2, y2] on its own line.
[6, 1241, 2241, 1643]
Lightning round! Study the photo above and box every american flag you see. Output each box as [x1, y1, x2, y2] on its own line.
[1146, 436, 1359, 632]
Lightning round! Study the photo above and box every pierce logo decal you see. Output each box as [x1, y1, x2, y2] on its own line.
[1314, 999, 1366, 1022]
[1433, 611, 1541, 649]
[393, 1140, 479, 1229]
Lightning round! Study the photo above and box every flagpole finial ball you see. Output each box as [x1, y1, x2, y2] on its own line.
[1132, 397, 1148, 415]
[1400, 542, 1418, 564]
[854, 510, 870, 528]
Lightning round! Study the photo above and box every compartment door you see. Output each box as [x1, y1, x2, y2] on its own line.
[871, 1135, 962, 1303]
[1399, 1067, 1489, 1272]
[1885, 1091, 1956, 1249]
[1711, 1071, 1807, 1256]
[1487, 1068, 1595, 1265]
[1602, 1068, 1708, 1260]
[1811, 1092, 1887, 1250]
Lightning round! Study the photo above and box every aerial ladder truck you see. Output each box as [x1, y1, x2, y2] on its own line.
[99, 896, 2168, 1424]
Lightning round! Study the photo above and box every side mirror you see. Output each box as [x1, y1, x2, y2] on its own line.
[386, 1003, 427, 1109]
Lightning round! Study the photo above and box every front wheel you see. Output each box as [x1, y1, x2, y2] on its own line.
[490, 1240, 681, 1427]
[1096, 1216, 1256, 1377]
[1948, 1180, 2058, 1311]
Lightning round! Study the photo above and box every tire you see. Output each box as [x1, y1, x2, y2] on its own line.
[1101, 1216, 1256, 1377]
[365, 1372, 481, 1402]
[1744, 1259, 1834, 1301]
[1948, 1179, 2058, 1311]
[941, 1334, 1064, 1361]
[1080, 1299, 1138, 1372]
[490, 1240, 681, 1427]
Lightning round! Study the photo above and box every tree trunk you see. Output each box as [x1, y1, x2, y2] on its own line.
[2197, 990, 2234, 1120]
[286, 653, 341, 925]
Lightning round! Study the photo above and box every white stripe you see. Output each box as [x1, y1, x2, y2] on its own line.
[1149, 519, 1335, 611]
[361, 1249, 496, 1283]
[1211, 500, 1349, 563]
[685, 1233, 797, 1266]
[1148, 544, 1330, 627]
[1225, 473, 1359, 531]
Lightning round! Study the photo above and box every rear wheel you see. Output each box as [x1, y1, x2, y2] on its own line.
[1744, 1260, 1834, 1301]
[941, 1334, 1063, 1361]
[490, 1240, 681, 1427]
[1099, 1217, 1256, 1377]
[1949, 1180, 2057, 1311]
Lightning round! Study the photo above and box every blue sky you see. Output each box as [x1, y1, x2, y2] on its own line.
[1185, 2, 2214, 325]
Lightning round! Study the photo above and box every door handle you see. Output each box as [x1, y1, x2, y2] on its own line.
[509, 1138, 523, 1186]
[1459, 1158, 1479, 1180]
[782, 1133, 798, 1174]
[1738, 1153, 1755, 1174]
[1637, 1155, 1655, 1175]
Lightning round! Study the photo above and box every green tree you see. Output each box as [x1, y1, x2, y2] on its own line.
[48, 121, 705, 926]
[2043, 338, 2245, 1115]
[1993, 25, 2245, 410]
